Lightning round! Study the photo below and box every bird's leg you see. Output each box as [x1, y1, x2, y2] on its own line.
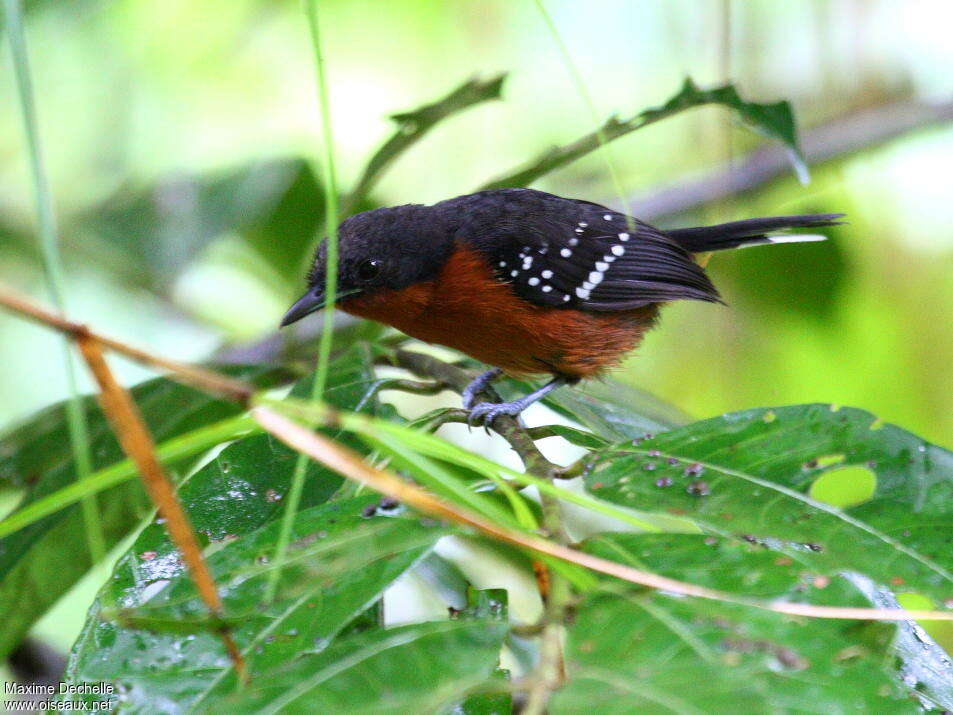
[461, 367, 503, 409]
[468, 376, 566, 427]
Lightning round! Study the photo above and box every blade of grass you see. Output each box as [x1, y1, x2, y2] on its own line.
[74, 334, 245, 678]
[3, 0, 104, 560]
[532, 0, 631, 221]
[252, 405, 953, 622]
[269, 396, 667, 534]
[266, 0, 341, 603]
[359, 429, 537, 531]
[0, 414, 256, 539]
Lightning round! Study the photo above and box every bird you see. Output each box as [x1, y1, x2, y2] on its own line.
[281, 188, 842, 425]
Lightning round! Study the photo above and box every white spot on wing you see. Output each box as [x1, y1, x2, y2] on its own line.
[603, 214, 612, 221]
[578, 221, 588, 227]
[588, 271, 604, 285]
[541, 269, 553, 279]
[510, 270, 518, 277]
[595, 261, 609, 272]
[576, 286, 591, 299]
[528, 277, 540, 286]
[619, 232, 630, 241]
[542, 285, 552, 292]
[568, 238, 579, 247]
[560, 248, 572, 258]
[611, 245, 625, 256]
[563, 294, 571, 302]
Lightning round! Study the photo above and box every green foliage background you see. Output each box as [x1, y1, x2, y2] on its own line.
[0, 0, 951, 710]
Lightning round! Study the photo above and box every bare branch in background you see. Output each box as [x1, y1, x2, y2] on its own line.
[630, 99, 953, 220]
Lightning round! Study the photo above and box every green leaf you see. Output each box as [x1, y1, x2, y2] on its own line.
[344, 75, 506, 212]
[76, 158, 374, 289]
[498, 375, 688, 441]
[583, 404, 953, 602]
[544, 380, 688, 440]
[553, 588, 915, 713]
[479, 77, 808, 191]
[526, 424, 610, 450]
[208, 620, 508, 714]
[65, 496, 446, 712]
[0, 365, 282, 659]
[565, 532, 949, 711]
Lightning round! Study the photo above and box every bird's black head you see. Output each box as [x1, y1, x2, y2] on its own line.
[281, 203, 455, 326]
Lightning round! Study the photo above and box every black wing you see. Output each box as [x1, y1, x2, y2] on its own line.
[445, 189, 720, 311]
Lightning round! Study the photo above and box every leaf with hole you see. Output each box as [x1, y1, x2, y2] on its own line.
[583, 404, 953, 602]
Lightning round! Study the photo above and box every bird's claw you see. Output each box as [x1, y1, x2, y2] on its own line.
[461, 368, 503, 409]
[467, 400, 524, 428]
[461, 386, 481, 410]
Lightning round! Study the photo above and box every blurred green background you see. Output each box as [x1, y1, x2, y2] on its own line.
[1, 0, 951, 450]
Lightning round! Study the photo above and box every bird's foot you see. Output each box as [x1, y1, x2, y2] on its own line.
[467, 398, 530, 427]
[461, 368, 503, 409]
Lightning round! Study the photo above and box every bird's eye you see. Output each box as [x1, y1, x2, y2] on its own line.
[356, 259, 382, 282]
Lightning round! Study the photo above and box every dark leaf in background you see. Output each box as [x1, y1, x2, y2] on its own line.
[74, 158, 377, 292]
[480, 77, 808, 191]
[344, 74, 507, 213]
[0, 365, 283, 659]
[584, 404, 953, 602]
[711, 221, 850, 321]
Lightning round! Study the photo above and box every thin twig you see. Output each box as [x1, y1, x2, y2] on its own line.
[0, 283, 254, 404]
[74, 334, 246, 679]
[388, 349, 561, 477]
[251, 405, 953, 622]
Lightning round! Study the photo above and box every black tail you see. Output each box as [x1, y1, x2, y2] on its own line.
[667, 213, 845, 253]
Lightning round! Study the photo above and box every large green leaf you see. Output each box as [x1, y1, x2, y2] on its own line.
[495, 374, 688, 441]
[65, 495, 446, 712]
[0, 365, 284, 659]
[553, 590, 915, 713]
[582, 404, 953, 602]
[479, 77, 808, 191]
[560, 531, 949, 712]
[0, 343, 380, 658]
[208, 620, 507, 714]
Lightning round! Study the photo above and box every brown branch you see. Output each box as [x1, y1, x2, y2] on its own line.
[0, 283, 254, 405]
[629, 98, 953, 220]
[74, 334, 246, 680]
[388, 349, 561, 478]
[252, 405, 953, 622]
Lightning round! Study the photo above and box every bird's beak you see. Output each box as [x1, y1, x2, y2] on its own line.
[280, 287, 360, 327]
[280, 288, 326, 327]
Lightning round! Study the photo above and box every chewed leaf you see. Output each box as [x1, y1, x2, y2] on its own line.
[583, 404, 953, 602]
[553, 589, 914, 713]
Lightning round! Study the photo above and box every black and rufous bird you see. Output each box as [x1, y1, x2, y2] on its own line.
[282, 188, 842, 424]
